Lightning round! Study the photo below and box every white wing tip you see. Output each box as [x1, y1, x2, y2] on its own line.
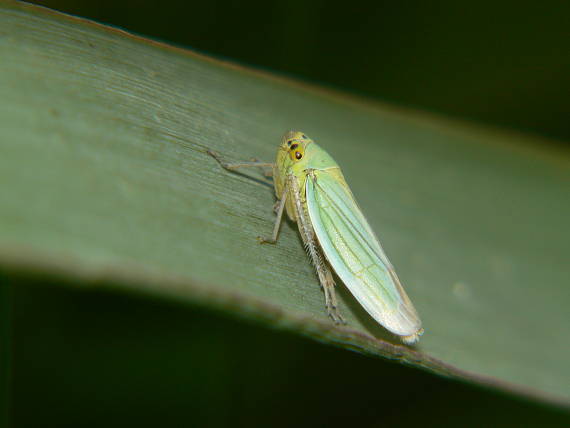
[401, 328, 424, 345]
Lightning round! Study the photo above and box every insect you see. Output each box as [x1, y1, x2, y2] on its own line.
[208, 131, 423, 344]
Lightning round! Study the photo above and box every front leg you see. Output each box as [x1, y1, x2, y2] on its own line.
[257, 179, 289, 245]
[207, 150, 274, 177]
[209, 149, 281, 243]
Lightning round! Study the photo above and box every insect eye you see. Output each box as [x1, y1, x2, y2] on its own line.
[290, 143, 298, 150]
[301, 134, 307, 139]
[295, 151, 303, 160]
[287, 140, 293, 146]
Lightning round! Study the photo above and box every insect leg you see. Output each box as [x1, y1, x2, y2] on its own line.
[324, 268, 344, 323]
[249, 157, 274, 177]
[257, 179, 289, 245]
[207, 150, 274, 176]
[318, 267, 345, 324]
[289, 174, 345, 324]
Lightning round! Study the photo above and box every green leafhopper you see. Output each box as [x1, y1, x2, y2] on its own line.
[208, 131, 423, 344]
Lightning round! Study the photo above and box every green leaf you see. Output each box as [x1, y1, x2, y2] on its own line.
[1, 1, 568, 407]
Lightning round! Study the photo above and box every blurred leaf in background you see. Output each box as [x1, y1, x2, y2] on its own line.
[30, 0, 570, 142]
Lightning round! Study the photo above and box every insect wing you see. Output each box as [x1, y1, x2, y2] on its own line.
[306, 170, 421, 337]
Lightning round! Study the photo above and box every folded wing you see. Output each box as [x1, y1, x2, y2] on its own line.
[306, 170, 421, 337]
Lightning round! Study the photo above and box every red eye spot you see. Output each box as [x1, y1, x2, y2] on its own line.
[295, 151, 302, 160]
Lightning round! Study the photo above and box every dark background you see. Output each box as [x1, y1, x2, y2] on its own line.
[29, 0, 570, 144]
[7, 1, 570, 427]
[8, 279, 570, 427]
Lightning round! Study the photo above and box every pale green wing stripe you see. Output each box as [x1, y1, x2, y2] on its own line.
[315, 182, 379, 253]
[307, 171, 420, 336]
[313, 175, 390, 268]
[317, 205, 398, 308]
[311, 175, 398, 303]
